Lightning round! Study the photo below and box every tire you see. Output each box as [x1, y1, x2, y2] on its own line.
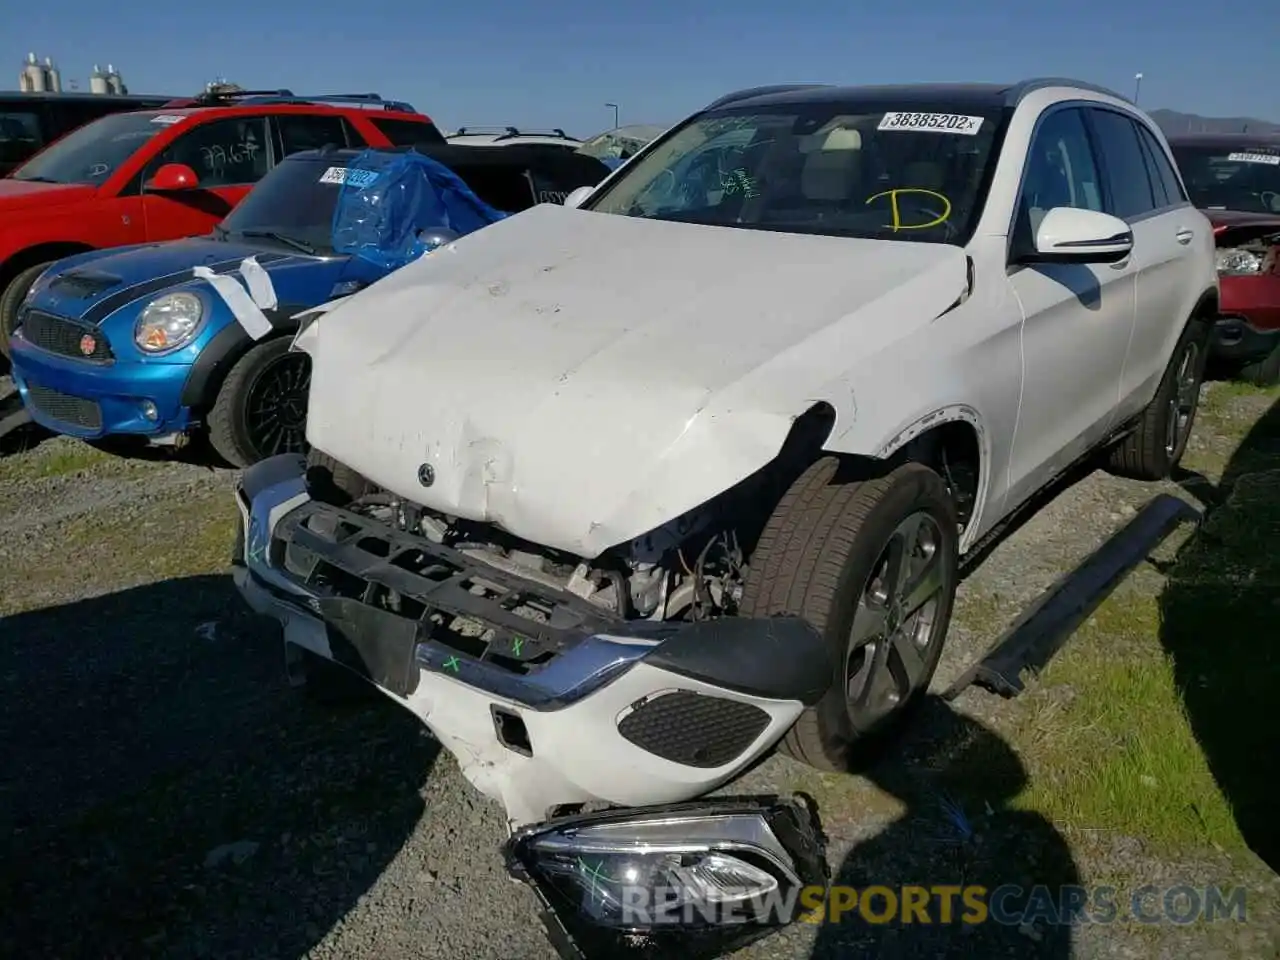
[207, 337, 312, 469]
[305, 447, 376, 504]
[1238, 344, 1280, 388]
[740, 458, 960, 771]
[1106, 315, 1211, 481]
[0, 261, 55, 361]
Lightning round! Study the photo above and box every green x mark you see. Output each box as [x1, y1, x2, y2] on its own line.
[443, 656, 461, 673]
[511, 635, 526, 656]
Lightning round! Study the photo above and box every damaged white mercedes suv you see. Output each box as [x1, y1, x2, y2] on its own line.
[232, 79, 1217, 953]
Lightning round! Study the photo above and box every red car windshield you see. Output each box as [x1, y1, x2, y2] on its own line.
[1171, 144, 1280, 215]
[9, 111, 175, 185]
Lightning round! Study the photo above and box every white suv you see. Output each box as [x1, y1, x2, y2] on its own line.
[445, 125, 582, 151]
[235, 79, 1217, 826]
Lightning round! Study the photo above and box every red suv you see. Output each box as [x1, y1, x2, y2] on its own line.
[1168, 133, 1280, 384]
[0, 90, 445, 366]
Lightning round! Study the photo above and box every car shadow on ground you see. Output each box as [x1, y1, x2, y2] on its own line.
[808, 698, 1079, 959]
[1156, 395, 1280, 873]
[0, 574, 437, 959]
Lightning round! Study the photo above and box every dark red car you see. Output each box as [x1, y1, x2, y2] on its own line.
[0, 90, 445, 368]
[1168, 133, 1280, 384]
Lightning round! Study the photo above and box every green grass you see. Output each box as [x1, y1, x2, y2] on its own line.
[1004, 383, 1280, 859]
[0, 438, 112, 483]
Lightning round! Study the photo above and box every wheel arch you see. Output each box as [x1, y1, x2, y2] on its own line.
[180, 308, 306, 412]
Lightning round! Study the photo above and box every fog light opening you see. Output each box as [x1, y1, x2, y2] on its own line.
[141, 400, 159, 422]
[492, 706, 533, 756]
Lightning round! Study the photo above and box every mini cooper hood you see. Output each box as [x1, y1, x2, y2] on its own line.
[301, 203, 969, 558]
[33, 237, 330, 325]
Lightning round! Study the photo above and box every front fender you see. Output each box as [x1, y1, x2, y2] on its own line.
[179, 304, 310, 408]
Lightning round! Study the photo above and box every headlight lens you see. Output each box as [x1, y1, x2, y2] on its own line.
[506, 799, 826, 956]
[135, 292, 203, 353]
[1215, 248, 1263, 276]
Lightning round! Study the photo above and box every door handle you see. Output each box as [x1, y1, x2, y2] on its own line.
[1175, 228, 1194, 245]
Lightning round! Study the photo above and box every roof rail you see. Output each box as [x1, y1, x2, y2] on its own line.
[451, 126, 577, 141]
[703, 84, 833, 111]
[184, 89, 418, 113]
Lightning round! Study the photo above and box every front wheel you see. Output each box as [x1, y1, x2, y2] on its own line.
[207, 337, 312, 469]
[0, 261, 56, 361]
[740, 458, 960, 771]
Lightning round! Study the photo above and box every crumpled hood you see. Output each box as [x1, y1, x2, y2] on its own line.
[301, 203, 968, 557]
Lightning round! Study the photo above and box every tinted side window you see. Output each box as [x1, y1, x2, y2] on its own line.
[1136, 133, 1170, 208]
[277, 114, 349, 155]
[1089, 109, 1156, 219]
[0, 109, 44, 169]
[1135, 124, 1187, 204]
[1016, 107, 1103, 240]
[369, 118, 447, 147]
[149, 116, 270, 188]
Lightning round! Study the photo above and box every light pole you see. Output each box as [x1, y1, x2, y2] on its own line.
[605, 102, 619, 129]
[1133, 72, 1143, 105]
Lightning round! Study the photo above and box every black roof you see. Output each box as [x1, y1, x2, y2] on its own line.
[0, 90, 173, 103]
[704, 78, 1128, 113]
[1165, 131, 1280, 148]
[285, 142, 612, 177]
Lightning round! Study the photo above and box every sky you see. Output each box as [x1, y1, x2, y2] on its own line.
[3, 0, 1276, 137]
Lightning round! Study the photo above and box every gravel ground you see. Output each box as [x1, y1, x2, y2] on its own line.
[1, 376, 1277, 960]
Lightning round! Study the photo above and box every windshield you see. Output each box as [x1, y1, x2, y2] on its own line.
[585, 100, 1005, 243]
[9, 111, 173, 185]
[1171, 144, 1280, 214]
[218, 157, 354, 253]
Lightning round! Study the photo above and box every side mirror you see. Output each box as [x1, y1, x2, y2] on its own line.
[562, 185, 595, 209]
[144, 163, 200, 192]
[1028, 207, 1133, 264]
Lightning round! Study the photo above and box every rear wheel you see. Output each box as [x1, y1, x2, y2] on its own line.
[740, 458, 960, 771]
[0, 261, 56, 361]
[207, 337, 312, 469]
[1106, 316, 1210, 481]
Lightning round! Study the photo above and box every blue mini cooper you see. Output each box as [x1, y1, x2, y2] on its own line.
[8, 143, 611, 466]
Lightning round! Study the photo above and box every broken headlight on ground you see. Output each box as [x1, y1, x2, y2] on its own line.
[505, 796, 827, 959]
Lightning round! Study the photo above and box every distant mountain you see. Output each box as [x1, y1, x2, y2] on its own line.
[1148, 109, 1280, 136]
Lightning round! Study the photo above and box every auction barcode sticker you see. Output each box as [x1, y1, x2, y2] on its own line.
[319, 166, 380, 187]
[1226, 151, 1280, 166]
[878, 112, 984, 135]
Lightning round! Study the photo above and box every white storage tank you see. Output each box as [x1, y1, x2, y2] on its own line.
[43, 57, 61, 93]
[105, 64, 124, 95]
[89, 65, 109, 95]
[23, 52, 45, 92]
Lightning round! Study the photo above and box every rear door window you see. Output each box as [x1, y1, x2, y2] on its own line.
[1088, 108, 1158, 220]
[276, 114, 352, 155]
[147, 116, 272, 188]
[369, 117, 447, 147]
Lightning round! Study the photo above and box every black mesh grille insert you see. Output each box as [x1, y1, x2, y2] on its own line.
[25, 384, 103, 430]
[19, 311, 113, 362]
[617, 690, 770, 768]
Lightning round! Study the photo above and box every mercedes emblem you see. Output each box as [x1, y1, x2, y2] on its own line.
[417, 463, 435, 487]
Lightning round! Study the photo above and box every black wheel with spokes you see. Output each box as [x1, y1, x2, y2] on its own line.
[741, 458, 959, 771]
[208, 337, 312, 469]
[1106, 314, 1211, 481]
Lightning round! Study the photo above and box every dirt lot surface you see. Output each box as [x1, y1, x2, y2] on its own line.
[1, 375, 1277, 960]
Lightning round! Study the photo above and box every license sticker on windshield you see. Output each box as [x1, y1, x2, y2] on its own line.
[878, 112, 984, 135]
[1226, 151, 1280, 166]
[319, 166, 379, 187]
[150, 115, 185, 125]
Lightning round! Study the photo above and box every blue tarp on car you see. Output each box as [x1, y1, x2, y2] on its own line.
[331, 149, 510, 271]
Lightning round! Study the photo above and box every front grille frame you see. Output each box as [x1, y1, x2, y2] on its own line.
[18, 309, 115, 364]
[25, 383, 104, 431]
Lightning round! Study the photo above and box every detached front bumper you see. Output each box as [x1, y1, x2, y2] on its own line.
[232, 454, 831, 828]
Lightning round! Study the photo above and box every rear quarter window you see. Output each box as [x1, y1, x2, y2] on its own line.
[369, 118, 447, 147]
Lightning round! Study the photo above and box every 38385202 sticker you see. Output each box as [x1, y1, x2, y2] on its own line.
[319, 166, 380, 187]
[877, 112, 985, 136]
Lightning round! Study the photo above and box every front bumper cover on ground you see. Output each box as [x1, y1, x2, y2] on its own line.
[232, 453, 832, 827]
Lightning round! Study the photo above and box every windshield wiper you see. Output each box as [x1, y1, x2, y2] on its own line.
[237, 229, 316, 255]
[12, 175, 60, 183]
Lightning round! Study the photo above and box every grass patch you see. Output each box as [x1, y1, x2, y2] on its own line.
[1006, 386, 1280, 864]
[0, 438, 112, 483]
